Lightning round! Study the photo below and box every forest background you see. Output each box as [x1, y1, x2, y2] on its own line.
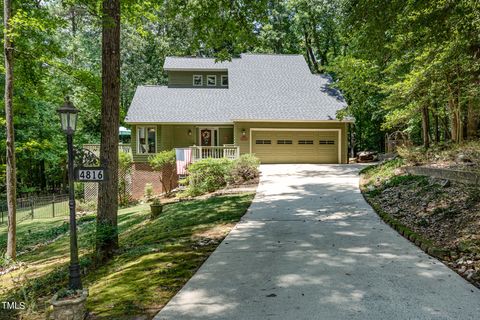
[0, 0, 478, 197]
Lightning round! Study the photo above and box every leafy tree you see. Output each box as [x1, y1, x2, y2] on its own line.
[118, 150, 132, 206]
[148, 150, 176, 197]
[4, 0, 16, 261]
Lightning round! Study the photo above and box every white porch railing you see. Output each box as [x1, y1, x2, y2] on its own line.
[190, 146, 240, 162]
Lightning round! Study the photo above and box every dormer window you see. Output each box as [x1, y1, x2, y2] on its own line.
[193, 75, 203, 86]
[207, 75, 216, 86]
[221, 75, 228, 86]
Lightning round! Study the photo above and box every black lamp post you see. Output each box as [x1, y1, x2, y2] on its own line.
[57, 97, 82, 290]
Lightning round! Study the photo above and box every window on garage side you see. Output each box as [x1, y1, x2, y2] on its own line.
[320, 140, 335, 145]
[277, 140, 292, 144]
[255, 139, 271, 144]
[298, 140, 313, 144]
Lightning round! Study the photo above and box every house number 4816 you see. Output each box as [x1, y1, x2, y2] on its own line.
[74, 167, 107, 182]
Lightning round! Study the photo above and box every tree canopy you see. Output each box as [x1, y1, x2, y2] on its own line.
[1, 0, 479, 196]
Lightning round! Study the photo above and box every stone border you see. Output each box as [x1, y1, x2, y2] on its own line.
[405, 166, 480, 185]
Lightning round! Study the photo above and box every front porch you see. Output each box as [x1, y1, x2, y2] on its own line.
[189, 145, 240, 162]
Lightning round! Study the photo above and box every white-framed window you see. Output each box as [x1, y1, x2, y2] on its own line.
[193, 75, 203, 86]
[221, 75, 228, 86]
[137, 126, 156, 154]
[207, 75, 217, 86]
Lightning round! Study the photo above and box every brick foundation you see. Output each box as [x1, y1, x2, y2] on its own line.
[131, 163, 178, 199]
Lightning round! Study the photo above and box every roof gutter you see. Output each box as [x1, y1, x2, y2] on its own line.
[163, 68, 228, 72]
[124, 121, 234, 125]
[232, 119, 355, 123]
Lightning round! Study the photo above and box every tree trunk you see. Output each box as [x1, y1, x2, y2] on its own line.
[448, 98, 461, 143]
[4, 0, 16, 260]
[466, 99, 479, 139]
[421, 105, 430, 148]
[432, 109, 440, 143]
[96, 0, 120, 262]
[441, 114, 451, 141]
[303, 29, 318, 73]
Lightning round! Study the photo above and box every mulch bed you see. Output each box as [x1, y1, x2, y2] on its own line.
[363, 175, 480, 288]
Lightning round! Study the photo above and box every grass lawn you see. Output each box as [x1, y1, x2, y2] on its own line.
[0, 193, 254, 319]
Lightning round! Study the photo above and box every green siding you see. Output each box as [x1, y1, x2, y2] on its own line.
[219, 127, 234, 145]
[168, 71, 228, 88]
[131, 124, 235, 162]
[130, 123, 346, 163]
[173, 125, 197, 147]
[233, 121, 349, 164]
[160, 125, 174, 150]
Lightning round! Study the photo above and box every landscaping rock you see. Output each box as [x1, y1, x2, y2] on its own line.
[465, 269, 476, 280]
[456, 154, 472, 163]
[441, 179, 451, 188]
[357, 151, 378, 163]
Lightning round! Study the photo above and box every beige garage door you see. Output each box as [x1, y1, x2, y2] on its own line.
[252, 130, 339, 164]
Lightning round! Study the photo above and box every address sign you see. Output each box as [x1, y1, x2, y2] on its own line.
[74, 167, 108, 182]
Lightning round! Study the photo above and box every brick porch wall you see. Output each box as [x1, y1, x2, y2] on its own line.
[131, 163, 178, 199]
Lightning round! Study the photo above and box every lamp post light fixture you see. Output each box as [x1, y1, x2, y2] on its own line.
[57, 97, 82, 290]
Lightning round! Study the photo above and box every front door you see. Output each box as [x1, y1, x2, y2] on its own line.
[199, 128, 219, 146]
[200, 129, 213, 146]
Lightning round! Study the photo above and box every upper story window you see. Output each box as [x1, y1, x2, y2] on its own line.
[207, 75, 216, 86]
[193, 75, 203, 86]
[137, 126, 156, 154]
[221, 75, 228, 86]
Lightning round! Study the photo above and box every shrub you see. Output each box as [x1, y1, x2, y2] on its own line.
[118, 151, 133, 206]
[396, 145, 427, 164]
[149, 150, 177, 197]
[186, 158, 233, 196]
[144, 183, 154, 200]
[76, 200, 97, 212]
[74, 182, 85, 201]
[230, 154, 260, 184]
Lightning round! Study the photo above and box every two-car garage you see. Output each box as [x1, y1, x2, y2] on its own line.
[250, 129, 341, 164]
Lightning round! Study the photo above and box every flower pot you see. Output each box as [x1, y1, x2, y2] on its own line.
[150, 204, 163, 219]
[50, 289, 88, 320]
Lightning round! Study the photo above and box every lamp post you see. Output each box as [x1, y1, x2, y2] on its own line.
[57, 97, 82, 290]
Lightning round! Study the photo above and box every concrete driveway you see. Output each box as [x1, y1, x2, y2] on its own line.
[155, 164, 480, 320]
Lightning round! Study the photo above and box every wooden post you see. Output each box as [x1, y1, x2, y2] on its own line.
[31, 199, 34, 219]
[52, 194, 55, 218]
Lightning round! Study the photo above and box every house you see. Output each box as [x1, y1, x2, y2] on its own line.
[125, 53, 352, 197]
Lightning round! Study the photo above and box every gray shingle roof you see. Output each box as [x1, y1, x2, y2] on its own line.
[163, 57, 229, 71]
[126, 54, 347, 123]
